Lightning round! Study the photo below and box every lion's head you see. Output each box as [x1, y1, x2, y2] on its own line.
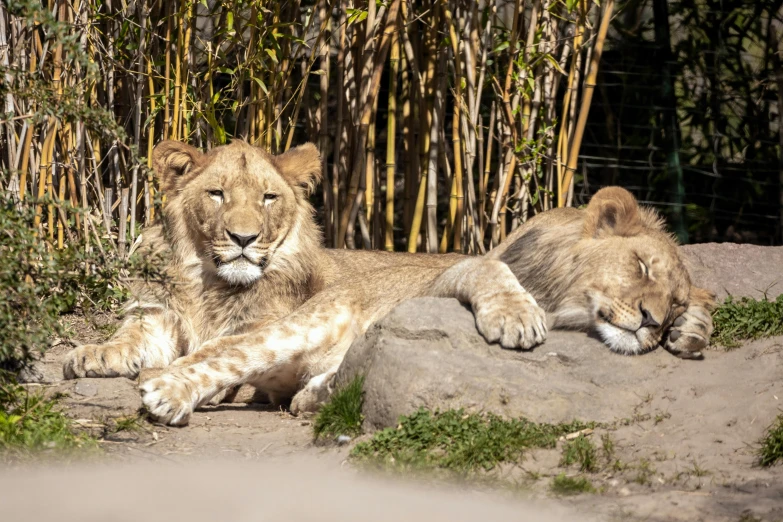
[152, 140, 322, 286]
[499, 187, 709, 355]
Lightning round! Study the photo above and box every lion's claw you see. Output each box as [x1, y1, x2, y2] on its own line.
[664, 304, 712, 360]
[474, 290, 548, 349]
[139, 372, 196, 426]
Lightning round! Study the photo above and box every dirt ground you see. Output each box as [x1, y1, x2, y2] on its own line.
[9, 311, 783, 522]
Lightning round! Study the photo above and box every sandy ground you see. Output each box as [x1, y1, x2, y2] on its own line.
[6, 312, 783, 522]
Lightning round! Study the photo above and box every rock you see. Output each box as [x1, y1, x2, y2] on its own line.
[681, 243, 783, 300]
[73, 381, 99, 397]
[337, 298, 676, 430]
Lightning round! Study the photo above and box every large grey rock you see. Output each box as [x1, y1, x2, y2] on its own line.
[336, 297, 671, 430]
[337, 243, 783, 430]
[681, 243, 783, 300]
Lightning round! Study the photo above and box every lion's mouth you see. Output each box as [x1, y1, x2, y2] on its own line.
[593, 317, 662, 356]
[212, 253, 269, 286]
[214, 253, 268, 269]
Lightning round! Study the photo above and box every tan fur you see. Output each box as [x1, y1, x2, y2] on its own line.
[63, 141, 712, 427]
[491, 186, 715, 357]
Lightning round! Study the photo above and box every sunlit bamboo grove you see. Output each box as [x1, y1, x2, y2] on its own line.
[1, 0, 615, 255]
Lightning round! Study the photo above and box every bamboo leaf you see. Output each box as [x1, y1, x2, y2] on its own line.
[252, 77, 269, 95]
[543, 53, 567, 75]
[493, 41, 510, 53]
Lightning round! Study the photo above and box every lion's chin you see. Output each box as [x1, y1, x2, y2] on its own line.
[594, 322, 645, 355]
[216, 259, 263, 286]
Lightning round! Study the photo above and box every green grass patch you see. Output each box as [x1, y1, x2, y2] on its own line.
[110, 414, 145, 434]
[313, 376, 365, 441]
[551, 473, 595, 495]
[0, 382, 97, 458]
[758, 414, 783, 467]
[711, 295, 783, 348]
[351, 407, 590, 475]
[560, 434, 598, 472]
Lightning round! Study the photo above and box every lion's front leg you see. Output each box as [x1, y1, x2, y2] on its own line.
[665, 287, 716, 359]
[63, 308, 182, 379]
[140, 301, 358, 426]
[427, 258, 548, 349]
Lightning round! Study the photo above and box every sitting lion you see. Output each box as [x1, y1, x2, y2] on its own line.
[62, 140, 714, 426]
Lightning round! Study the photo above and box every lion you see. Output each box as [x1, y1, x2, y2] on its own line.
[62, 140, 714, 426]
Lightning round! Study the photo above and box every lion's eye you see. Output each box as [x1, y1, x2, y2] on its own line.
[264, 193, 278, 202]
[638, 259, 649, 278]
[208, 190, 223, 203]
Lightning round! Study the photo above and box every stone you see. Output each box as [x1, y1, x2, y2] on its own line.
[73, 381, 99, 397]
[681, 243, 783, 300]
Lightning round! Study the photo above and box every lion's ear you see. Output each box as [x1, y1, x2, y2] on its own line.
[583, 186, 644, 238]
[275, 143, 323, 197]
[152, 140, 204, 193]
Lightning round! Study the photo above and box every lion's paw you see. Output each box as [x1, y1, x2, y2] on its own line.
[139, 371, 197, 426]
[474, 290, 547, 349]
[63, 343, 141, 380]
[664, 305, 713, 360]
[290, 372, 336, 415]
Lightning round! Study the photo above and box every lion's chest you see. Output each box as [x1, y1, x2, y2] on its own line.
[172, 285, 303, 352]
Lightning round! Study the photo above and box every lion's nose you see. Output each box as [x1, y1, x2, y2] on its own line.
[639, 305, 660, 329]
[226, 231, 258, 248]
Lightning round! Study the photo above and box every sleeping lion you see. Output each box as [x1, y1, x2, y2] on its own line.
[62, 140, 715, 426]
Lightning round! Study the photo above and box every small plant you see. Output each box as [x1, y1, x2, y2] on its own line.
[0, 382, 97, 457]
[313, 376, 365, 441]
[351, 407, 590, 475]
[711, 295, 783, 348]
[111, 415, 145, 434]
[758, 414, 783, 467]
[0, 201, 169, 379]
[689, 459, 710, 478]
[634, 459, 656, 485]
[560, 434, 598, 472]
[601, 433, 615, 461]
[551, 473, 595, 495]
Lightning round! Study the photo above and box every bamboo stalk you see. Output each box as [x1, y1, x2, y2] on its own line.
[33, 118, 57, 235]
[180, 0, 193, 141]
[171, 1, 183, 140]
[317, 0, 332, 244]
[332, 0, 348, 247]
[561, 0, 614, 205]
[163, 1, 173, 139]
[407, 0, 438, 252]
[130, 0, 147, 240]
[425, 47, 446, 253]
[443, 4, 463, 252]
[146, 53, 156, 223]
[118, 187, 129, 257]
[385, 19, 400, 251]
[337, 0, 402, 248]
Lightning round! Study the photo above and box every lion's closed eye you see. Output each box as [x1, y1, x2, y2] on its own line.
[638, 259, 649, 278]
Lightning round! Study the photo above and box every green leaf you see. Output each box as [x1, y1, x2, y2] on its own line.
[252, 76, 269, 95]
[493, 41, 510, 53]
[347, 8, 368, 25]
[543, 53, 566, 75]
[265, 48, 279, 65]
